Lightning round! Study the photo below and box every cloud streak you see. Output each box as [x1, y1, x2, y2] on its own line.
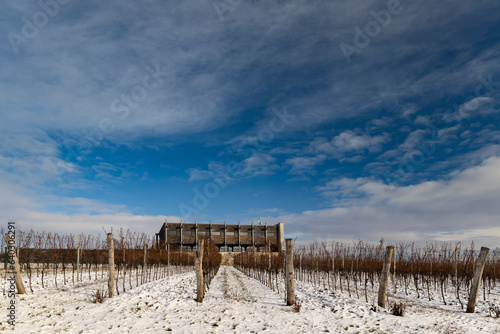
[278, 156, 500, 247]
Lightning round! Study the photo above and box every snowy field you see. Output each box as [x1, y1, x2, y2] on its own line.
[1, 266, 499, 333]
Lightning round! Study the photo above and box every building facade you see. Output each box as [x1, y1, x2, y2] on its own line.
[157, 221, 285, 252]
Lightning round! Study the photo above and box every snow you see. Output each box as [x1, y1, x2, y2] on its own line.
[1, 266, 499, 333]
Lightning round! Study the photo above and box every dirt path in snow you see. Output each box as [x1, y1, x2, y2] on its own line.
[220, 266, 257, 303]
[206, 266, 288, 309]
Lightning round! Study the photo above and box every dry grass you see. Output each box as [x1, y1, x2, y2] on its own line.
[391, 302, 406, 317]
[293, 301, 302, 312]
[87, 289, 108, 303]
[488, 305, 500, 318]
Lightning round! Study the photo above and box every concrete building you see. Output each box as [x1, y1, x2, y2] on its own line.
[156, 220, 285, 252]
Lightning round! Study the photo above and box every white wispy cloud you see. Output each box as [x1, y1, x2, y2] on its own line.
[283, 131, 390, 175]
[276, 156, 500, 247]
[318, 131, 390, 153]
[285, 156, 326, 175]
[186, 168, 212, 182]
[240, 153, 279, 177]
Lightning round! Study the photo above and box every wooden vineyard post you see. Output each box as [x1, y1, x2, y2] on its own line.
[196, 239, 204, 303]
[107, 233, 115, 298]
[285, 238, 295, 306]
[466, 247, 490, 313]
[167, 244, 170, 276]
[142, 242, 147, 284]
[5, 233, 26, 294]
[455, 247, 459, 301]
[393, 248, 397, 294]
[378, 245, 394, 308]
[342, 248, 345, 270]
[299, 251, 302, 282]
[123, 235, 127, 289]
[331, 242, 335, 290]
[268, 244, 272, 288]
[76, 234, 81, 283]
[164, 219, 168, 250]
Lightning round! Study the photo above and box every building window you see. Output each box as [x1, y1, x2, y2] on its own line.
[182, 231, 192, 235]
[226, 232, 236, 236]
[240, 232, 250, 236]
[167, 231, 178, 235]
[254, 232, 263, 236]
[198, 231, 208, 235]
[268, 232, 276, 236]
[212, 232, 221, 236]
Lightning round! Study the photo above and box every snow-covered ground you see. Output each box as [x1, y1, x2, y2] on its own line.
[1, 266, 499, 333]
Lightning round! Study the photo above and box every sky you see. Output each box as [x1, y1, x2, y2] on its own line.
[1, 0, 500, 247]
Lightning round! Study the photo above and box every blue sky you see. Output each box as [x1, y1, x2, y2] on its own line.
[1, 0, 500, 246]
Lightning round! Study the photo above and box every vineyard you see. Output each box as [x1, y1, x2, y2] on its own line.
[235, 240, 500, 307]
[0, 228, 222, 297]
[1, 227, 499, 333]
[295, 240, 500, 308]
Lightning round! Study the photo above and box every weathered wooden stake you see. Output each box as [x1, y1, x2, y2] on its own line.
[142, 242, 147, 284]
[285, 238, 295, 305]
[393, 248, 397, 294]
[299, 251, 302, 281]
[196, 239, 205, 303]
[466, 246, 490, 313]
[331, 242, 335, 290]
[167, 244, 170, 276]
[5, 233, 26, 294]
[76, 234, 81, 283]
[107, 233, 115, 298]
[122, 236, 126, 291]
[342, 249, 345, 270]
[378, 245, 394, 308]
[164, 223, 168, 251]
[455, 246, 460, 305]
